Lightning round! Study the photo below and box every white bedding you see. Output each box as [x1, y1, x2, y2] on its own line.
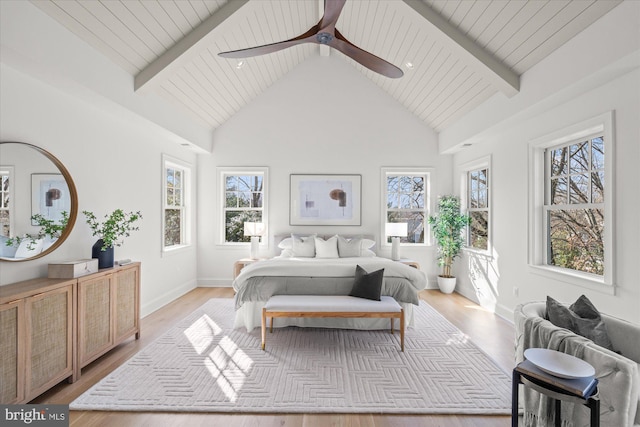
[232, 256, 427, 331]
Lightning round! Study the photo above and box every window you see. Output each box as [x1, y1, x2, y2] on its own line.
[529, 112, 614, 288]
[546, 136, 604, 274]
[382, 168, 431, 244]
[462, 159, 490, 251]
[163, 155, 191, 251]
[219, 167, 268, 244]
[0, 166, 13, 238]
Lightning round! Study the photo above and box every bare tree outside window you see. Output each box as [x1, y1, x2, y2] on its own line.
[386, 175, 426, 243]
[546, 136, 604, 275]
[225, 174, 264, 242]
[467, 168, 489, 250]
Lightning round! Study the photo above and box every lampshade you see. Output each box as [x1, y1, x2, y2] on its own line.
[243, 222, 265, 237]
[385, 222, 408, 237]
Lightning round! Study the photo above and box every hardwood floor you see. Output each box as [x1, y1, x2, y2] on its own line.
[33, 288, 515, 427]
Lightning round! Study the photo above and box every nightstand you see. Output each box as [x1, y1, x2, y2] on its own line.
[233, 258, 266, 278]
[396, 259, 420, 269]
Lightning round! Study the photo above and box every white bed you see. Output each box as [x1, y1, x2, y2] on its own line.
[232, 234, 428, 331]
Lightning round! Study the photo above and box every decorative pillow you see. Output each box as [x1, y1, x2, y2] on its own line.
[291, 234, 316, 257]
[315, 235, 339, 258]
[361, 238, 376, 249]
[546, 295, 615, 351]
[0, 235, 19, 258]
[277, 237, 293, 250]
[337, 235, 363, 257]
[349, 265, 384, 301]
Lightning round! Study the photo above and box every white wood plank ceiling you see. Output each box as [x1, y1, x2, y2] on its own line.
[31, 0, 620, 132]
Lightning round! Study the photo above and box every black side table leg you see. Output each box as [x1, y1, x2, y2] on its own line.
[590, 397, 600, 427]
[555, 399, 562, 427]
[512, 370, 521, 427]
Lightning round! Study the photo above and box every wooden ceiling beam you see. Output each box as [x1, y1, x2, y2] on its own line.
[402, 0, 520, 97]
[134, 0, 250, 93]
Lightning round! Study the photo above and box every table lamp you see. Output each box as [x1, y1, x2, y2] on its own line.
[385, 222, 408, 261]
[243, 222, 265, 259]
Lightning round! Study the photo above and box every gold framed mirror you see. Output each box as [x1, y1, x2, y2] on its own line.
[0, 141, 78, 262]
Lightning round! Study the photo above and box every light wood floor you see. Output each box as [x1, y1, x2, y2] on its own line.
[33, 288, 515, 427]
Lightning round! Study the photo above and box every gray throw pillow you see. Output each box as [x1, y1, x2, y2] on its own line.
[546, 295, 614, 351]
[349, 265, 384, 301]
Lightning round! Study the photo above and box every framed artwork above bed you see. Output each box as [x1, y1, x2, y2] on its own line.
[290, 174, 361, 226]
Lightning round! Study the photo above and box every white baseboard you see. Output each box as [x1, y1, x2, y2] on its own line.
[141, 279, 197, 318]
[198, 278, 232, 287]
[495, 303, 515, 324]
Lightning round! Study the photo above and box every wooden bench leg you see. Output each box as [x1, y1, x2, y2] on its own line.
[270, 316, 273, 333]
[400, 309, 405, 352]
[261, 308, 266, 350]
[390, 317, 394, 334]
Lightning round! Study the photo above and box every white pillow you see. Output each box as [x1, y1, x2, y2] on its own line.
[291, 234, 316, 257]
[337, 235, 376, 257]
[14, 238, 44, 259]
[277, 237, 293, 250]
[315, 235, 339, 258]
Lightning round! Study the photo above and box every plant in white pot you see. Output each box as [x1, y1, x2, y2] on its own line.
[83, 209, 142, 269]
[428, 195, 470, 294]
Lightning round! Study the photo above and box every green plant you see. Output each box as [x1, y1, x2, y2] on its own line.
[428, 195, 470, 278]
[5, 211, 69, 249]
[83, 209, 142, 251]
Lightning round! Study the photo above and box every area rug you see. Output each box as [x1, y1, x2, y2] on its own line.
[70, 298, 512, 414]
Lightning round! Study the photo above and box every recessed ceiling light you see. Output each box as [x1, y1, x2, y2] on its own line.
[236, 60, 245, 69]
[405, 62, 414, 70]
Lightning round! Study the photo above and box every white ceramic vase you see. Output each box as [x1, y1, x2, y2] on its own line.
[437, 276, 457, 294]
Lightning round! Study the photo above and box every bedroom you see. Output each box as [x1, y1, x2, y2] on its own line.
[1, 0, 638, 425]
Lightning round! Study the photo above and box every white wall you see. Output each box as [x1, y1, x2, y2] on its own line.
[0, 64, 199, 317]
[197, 56, 450, 287]
[447, 1, 640, 324]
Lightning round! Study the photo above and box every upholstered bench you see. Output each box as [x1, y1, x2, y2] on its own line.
[261, 295, 404, 351]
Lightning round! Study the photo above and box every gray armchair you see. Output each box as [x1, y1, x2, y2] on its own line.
[515, 301, 640, 427]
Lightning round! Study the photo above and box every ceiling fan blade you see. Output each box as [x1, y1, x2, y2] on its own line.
[219, 26, 318, 59]
[330, 29, 404, 79]
[319, 0, 346, 30]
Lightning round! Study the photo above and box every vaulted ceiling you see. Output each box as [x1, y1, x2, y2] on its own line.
[32, 0, 620, 133]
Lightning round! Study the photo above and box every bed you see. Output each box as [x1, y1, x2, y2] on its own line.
[232, 234, 428, 331]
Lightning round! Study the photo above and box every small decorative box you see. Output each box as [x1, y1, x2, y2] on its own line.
[48, 259, 99, 278]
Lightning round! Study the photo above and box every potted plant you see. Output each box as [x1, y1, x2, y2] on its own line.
[428, 195, 470, 294]
[83, 209, 142, 268]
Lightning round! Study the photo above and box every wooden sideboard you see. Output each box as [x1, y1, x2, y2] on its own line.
[0, 262, 140, 404]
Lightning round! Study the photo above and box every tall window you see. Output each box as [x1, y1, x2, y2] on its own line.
[219, 167, 267, 243]
[545, 136, 604, 274]
[529, 112, 613, 287]
[382, 168, 431, 244]
[0, 166, 13, 237]
[163, 155, 191, 251]
[466, 167, 490, 251]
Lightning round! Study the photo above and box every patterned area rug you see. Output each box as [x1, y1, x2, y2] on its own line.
[71, 298, 512, 414]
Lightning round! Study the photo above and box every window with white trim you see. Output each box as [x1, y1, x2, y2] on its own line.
[219, 167, 268, 244]
[462, 160, 490, 251]
[529, 112, 614, 287]
[0, 166, 13, 237]
[163, 156, 191, 250]
[382, 168, 431, 244]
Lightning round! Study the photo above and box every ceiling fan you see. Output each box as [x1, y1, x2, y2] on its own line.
[218, 0, 404, 79]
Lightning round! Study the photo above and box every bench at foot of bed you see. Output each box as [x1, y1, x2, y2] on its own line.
[261, 295, 404, 352]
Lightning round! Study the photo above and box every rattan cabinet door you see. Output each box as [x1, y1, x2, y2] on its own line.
[78, 273, 114, 368]
[0, 300, 24, 404]
[114, 264, 140, 344]
[24, 285, 74, 400]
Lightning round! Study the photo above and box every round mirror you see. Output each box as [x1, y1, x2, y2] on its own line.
[0, 141, 78, 262]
